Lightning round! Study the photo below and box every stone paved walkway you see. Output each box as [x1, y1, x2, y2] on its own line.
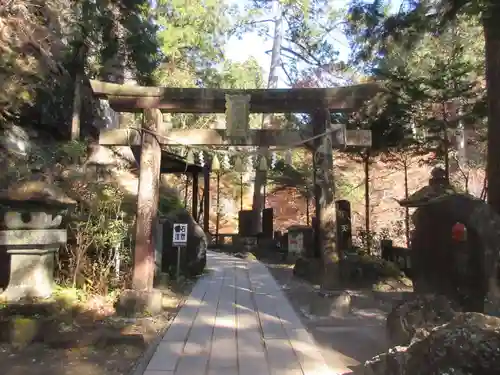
[143, 251, 335, 375]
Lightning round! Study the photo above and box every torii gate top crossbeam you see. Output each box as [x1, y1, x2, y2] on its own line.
[90, 80, 383, 113]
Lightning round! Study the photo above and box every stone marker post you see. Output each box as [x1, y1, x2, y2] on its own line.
[335, 199, 352, 256]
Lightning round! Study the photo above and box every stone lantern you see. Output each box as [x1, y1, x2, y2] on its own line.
[397, 167, 500, 313]
[0, 181, 76, 301]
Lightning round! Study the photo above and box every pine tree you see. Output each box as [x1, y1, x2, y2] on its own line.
[346, 0, 500, 213]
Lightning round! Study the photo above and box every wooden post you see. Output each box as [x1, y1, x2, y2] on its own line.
[240, 174, 244, 211]
[184, 175, 189, 209]
[203, 164, 210, 233]
[312, 108, 338, 288]
[132, 108, 162, 291]
[312, 152, 319, 258]
[215, 172, 221, 244]
[154, 218, 164, 276]
[192, 172, 199, 220]
[380, 239, 393, 262]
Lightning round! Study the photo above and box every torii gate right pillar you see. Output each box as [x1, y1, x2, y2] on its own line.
[312, 108, 339, 289]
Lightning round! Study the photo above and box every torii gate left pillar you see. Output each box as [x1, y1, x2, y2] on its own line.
[133, 108, 162, 291]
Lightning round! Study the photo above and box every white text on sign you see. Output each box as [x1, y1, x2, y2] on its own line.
[173, 223, 188, 246]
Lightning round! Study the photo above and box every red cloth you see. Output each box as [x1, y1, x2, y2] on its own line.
[451, 222, 467, 241]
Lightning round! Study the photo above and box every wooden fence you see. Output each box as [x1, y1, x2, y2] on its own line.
[380, 239, 412, 276]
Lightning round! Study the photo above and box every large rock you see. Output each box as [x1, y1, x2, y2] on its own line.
[365, 312, 500, 375]
[160, 208, 207, 277]
[386, 294, 457, 347]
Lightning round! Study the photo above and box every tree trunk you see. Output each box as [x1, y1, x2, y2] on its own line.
[100, 2, 128, 129]
[306, 185, 310, 226]
[441, 102, 450, 181]
[484, 5, 500, 214]
[252, 0, 284, 232]
[71, 77, 82, 140]
[70, 42, 87, 141]
[403, 156, 410, 247]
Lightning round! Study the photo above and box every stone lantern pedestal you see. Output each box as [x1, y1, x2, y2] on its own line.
[0, 181, 75, 301]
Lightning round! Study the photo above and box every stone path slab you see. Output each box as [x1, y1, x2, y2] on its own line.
[143, 251, 336, 375]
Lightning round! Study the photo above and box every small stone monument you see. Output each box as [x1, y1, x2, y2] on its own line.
[335, 199, 352, 256]
[0, 181, 76, 301]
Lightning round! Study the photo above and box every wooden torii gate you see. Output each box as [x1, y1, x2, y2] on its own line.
[90, 80, 380, 291]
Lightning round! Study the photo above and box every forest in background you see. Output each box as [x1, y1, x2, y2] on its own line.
[0, 0, 492, 292]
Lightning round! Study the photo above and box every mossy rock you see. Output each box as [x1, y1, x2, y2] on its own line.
[52, 288, 82, 310]
[0, 301, 55, 318]
[373, 276, 413, 292]
[10, 316, 39, 349]
[386, 294, 457, 347]
[293, 257, 323, 284]
[366, 312, 500, 375]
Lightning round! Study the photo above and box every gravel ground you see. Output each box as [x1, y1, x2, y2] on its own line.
[261, 256, 411, 374]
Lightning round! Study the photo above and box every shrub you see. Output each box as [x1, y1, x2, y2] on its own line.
[58, 183, 133, 295]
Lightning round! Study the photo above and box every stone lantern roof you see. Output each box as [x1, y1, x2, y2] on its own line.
[0, 181, 76, 210]
[398, 167, 459, 208]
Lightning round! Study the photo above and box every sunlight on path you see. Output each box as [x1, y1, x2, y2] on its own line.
[142, 251, 344, 375]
